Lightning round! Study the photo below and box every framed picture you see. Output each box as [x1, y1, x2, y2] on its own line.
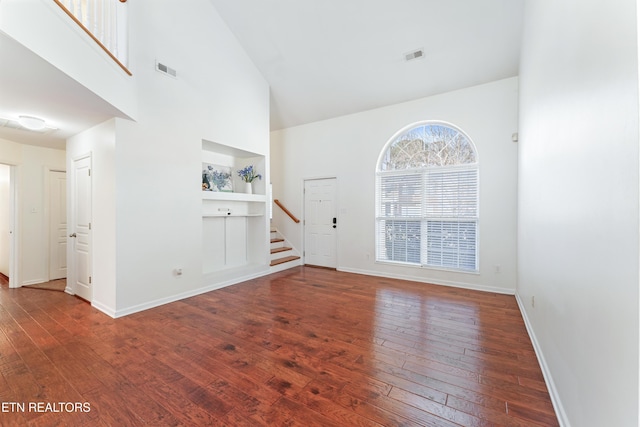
[202, 163, 233, 192]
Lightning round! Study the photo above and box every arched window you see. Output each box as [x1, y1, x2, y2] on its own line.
[375, 122, 478, 271]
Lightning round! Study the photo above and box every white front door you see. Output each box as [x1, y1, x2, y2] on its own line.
[304, 178, 337, 268]
[71, 156, 92, 301]
[49, 170, 67, 280]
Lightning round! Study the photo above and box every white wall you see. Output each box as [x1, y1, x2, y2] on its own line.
[111, 0, 269, 315]
[0, 137, 66, 286]
[518, 0, 639, 426]
[66, 119, 117, 315]
[0, 164, 9, 277]
[271, 77, 519, 294]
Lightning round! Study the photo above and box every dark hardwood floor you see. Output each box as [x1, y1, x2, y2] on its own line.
[0, 267, 558, 426]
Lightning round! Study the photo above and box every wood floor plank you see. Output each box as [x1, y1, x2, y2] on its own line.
[0, 268, 558, 426]
[388, 386, 492, 427]
[291, 383, 385, 427]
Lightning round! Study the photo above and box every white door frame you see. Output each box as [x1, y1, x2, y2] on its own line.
[303, 177, 338, 268]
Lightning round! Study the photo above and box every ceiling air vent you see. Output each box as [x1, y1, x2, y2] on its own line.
[156, 61, 177, 78]
[404, 48, 425, 62]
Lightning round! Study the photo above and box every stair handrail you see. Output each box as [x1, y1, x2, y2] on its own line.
[274, 199, 300, 223]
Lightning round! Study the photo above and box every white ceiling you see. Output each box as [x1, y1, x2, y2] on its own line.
[0, 32, 123, 150]
[209, 0, 525, 130]
[0, 1, 525, 151]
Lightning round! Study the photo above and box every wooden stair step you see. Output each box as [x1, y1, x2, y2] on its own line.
[271, 247, 292, 254]
[270, 255, 300, 266]
[270, 238, 284, 244]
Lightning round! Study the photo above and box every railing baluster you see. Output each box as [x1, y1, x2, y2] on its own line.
[53, 0, 131, 75]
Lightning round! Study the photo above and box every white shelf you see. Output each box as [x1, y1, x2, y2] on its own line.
[202, 192, 266, 202]
[201, 139, 268, 280]
[202, 140, 264, 158]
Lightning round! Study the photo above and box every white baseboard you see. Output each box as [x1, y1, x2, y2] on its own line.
[112, 267, 270, 318]
[91, 299, 116, 318]
[20, 278, 47, 287]
[515, 294, 570, 427]
[337, 266, 515, 295]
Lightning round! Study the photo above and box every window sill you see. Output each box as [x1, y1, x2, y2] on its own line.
[375, 260, 479, 275]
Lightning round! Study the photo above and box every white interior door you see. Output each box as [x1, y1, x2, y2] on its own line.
[49, 170, 67, 280]
[71, 156, 92, 301]
[304, 178, 337, 268]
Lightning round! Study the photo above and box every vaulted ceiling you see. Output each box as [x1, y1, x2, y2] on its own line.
[0, 1, 525, 149]
[209, 0, 525, 130]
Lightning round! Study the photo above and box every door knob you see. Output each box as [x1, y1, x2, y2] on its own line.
[69, 233, 77, 238]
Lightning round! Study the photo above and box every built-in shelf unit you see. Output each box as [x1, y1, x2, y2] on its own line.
[201, 139, 268, 279]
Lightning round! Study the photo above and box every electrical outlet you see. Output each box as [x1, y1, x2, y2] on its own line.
[174, 268, 183, 276]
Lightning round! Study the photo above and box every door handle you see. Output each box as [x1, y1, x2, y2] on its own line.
[69, 233, 77, 238]
[333, 217, 337, 228]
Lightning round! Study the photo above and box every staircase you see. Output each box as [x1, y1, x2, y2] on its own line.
[270, 227, 301, 272]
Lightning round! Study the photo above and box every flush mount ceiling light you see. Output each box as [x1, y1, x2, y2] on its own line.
[0, 116, 57, 133]
[18, 115, 47, 131]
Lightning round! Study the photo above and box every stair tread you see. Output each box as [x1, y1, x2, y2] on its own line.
[271, 247, 292, 254]
[270, 256, 300, 266]
[270, 238, 284, 243]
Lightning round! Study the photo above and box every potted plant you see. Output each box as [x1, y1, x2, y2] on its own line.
[237, 165, 262, 194]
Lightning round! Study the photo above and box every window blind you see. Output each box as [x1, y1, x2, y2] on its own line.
[376, 166, 478, 271]
[424, 168, 478, 218]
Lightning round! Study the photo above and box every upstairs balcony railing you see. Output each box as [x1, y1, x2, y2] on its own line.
[54, 0, 131, 75]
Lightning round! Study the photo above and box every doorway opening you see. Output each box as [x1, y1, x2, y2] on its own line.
[0, 163, 16, 288]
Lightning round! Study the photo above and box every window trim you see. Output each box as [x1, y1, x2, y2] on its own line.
[375, 121, 479, 273]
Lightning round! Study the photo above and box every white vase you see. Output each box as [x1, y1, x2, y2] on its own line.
[244, 182, 252, 194]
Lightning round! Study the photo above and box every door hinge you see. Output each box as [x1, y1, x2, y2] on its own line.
[89, 222, 92, 230]
[88, 169, 91, 176]
[89, 276, 92, 284]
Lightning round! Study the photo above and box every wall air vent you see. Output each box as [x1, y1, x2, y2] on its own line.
[156, 61, 177, 78]
[404, 48, 425, 62]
